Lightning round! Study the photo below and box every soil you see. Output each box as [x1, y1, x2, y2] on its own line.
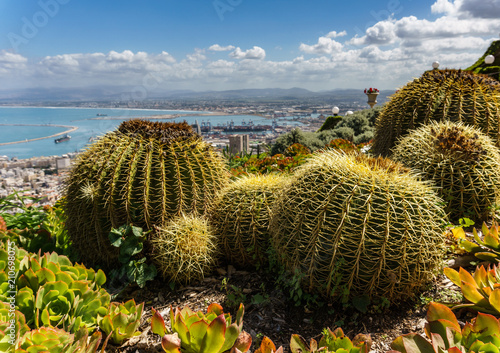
[104, 255, 471, 353]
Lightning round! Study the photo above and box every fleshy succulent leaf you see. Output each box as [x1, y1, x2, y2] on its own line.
[199, 315, 226, 353]
[151, 309, 167, 337]
[162, 333, 182, 353]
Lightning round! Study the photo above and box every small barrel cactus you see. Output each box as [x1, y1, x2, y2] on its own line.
[65, 120, 229, 267]
[151, 214, 218, 284]
[270, 150, 447, 301]
[372, 69, 500, 156]
[210, 174, 289, 268]
[392, 121, 500, 222]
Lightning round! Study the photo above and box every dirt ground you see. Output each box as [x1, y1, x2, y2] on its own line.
[104, 256, 471, 353]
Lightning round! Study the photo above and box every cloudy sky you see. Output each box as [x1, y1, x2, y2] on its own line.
[0, 0, 499, 95]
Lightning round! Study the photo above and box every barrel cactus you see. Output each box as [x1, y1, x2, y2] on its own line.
[210, 174, 289, 268]
[372, 69, 500, 156]
[151, 213, 218, 284]
[65, 120, 229, 267]
[270, 150, 447, 302]
[392, 121, 500, 222]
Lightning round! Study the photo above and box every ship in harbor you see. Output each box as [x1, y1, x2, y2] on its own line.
[55, 134, 71, 144]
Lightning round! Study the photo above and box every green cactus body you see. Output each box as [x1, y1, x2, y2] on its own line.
[151, 214, 218, 284]
[65, 120, 229, 267]
[372, 69, 500, 156]
[210, 174, 289, 268]
[392, 121, 500, 222]
[270, 150, 447, 301]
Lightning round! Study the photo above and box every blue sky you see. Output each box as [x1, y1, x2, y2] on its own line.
[0, 0, 499, 94]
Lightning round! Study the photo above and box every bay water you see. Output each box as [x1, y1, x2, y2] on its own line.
[0, 107, 288, 159]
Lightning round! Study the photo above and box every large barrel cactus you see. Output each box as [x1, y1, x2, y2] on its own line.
[151, 214, 218, 284]
[392, 121, 500, 222]
[65, 120, 229, 267]
[270, 150, 447, 302]
[210, 174, 289, 268]
[372, 69, 500, 156]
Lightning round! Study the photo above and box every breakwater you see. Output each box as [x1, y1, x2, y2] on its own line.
[0, 124, 78, 146]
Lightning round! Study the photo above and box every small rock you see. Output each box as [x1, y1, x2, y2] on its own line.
[227, 265, 236, 276]
[243, 288, 252, 294]
[217, 268, 227, 276]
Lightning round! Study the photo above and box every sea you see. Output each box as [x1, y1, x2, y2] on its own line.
[0, 107, 301, 160]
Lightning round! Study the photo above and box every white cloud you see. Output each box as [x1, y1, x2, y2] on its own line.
[0, 0, 499, 94]
[229, 46, 266, 60]
[326, 30, 347, 38]
[300, 36, 343, 55]
[432, 0, 500, 18]
[208, 44, 236, 51]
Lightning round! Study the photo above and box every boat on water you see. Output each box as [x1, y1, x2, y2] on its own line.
[55, 134, 71, 144]
[96, 113, 108, 117]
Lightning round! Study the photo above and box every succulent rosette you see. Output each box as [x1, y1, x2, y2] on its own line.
[16, 326, 106, 353]
[98, 299, 144, 345]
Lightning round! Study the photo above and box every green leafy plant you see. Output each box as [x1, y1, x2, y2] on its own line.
[108, 225, 157, 289]
[389, 302, 500, 353]
[65, 120, 229, 268]
[0, 191, 47, 230]
[270, 150, 447, 302]
[453, 221, 500, 263]
[444, 265, 500, 315]
[98, 299, 144, 345]
[290, 328, 371, 353]
[15, 326, 107, 353]
[151, 303, 252, 353]
[391, 121, 500, 222]
[372, 69, 500, 156]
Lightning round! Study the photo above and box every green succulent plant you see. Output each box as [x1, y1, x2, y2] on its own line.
[210, 174, 289, 268]
[290, 328, 371, 353]
[453, 221, 500, 263]
[64, 119, 229, 268]
[151, 214, 218, 284]
[0, 248, 110, 333]
[151, 303, 252, 353]
[372, 69, 500, 156]
[15, 326, 107, 353]
[391, 121, 500, 222]
[270, 150, 447, 302]
[444, 265, 500, 315]
[389, 302, 500, 353]
[98, 299, 144, 345]
[0, 302, 30, 351]
[254, 336, 284, 353]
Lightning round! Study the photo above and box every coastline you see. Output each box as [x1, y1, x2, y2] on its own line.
[0, 124, 78, 146]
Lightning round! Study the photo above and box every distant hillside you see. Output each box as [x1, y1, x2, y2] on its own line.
[467, 40, 500, 81]
[0, 86, 394, 106]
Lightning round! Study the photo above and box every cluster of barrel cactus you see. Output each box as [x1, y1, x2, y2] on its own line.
[392, 121, 500, 222]
[372, 69, 500, 156]
[270, 150, 446, 301]
[65, 119, 229, 268]
[210, 174, 289, 268]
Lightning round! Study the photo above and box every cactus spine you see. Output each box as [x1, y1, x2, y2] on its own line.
[392, 121, 500, 222]
[210, 174, 289, 268]
[64, 120, 229, 267]
[372, 69, 500, 156]
[151, 214, 218, 284]
[270, 150, 447, 301]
